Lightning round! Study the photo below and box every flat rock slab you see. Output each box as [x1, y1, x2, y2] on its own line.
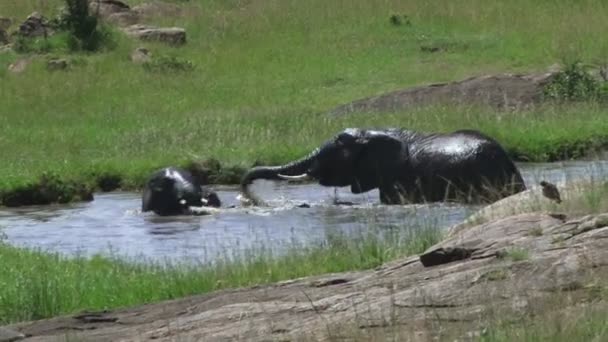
[329, 71, 558, 115]
[4, 210, 608, 341]
[123, 24, 186, 46]
[0, 327, 25, 342]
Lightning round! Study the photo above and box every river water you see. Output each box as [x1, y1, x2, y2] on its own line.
[1, 160, 608, 263]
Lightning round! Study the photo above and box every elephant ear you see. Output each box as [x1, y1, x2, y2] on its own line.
[351, 134, 405, 193]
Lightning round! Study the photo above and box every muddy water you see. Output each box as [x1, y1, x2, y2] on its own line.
[1, 160, 608, 263]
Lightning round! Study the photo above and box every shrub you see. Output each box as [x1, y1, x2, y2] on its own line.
[543, 62, 600, 102]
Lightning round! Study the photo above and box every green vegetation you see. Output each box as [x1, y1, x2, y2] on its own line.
[59, 0, 116, 52]
[544, 62, 606, 103]
[0, 0, 608, 199]
[501, 248, 529, 262]
[479, 307, 608, 342]
[0, 225, 440, 324]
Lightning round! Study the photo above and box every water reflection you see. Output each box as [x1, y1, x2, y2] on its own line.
[1, 160, 607, 263]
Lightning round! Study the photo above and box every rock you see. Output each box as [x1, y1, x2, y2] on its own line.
[8, 58, 31, 73]
[329, 69, 559, 115]
[88, 0, 131, 19]
[130, 47, 151, 63]
[46, 58, 69, 71]
[0, 44, 12, 54]
[447, 180, 593, 236]
[17, 12, 53, 38]
[6, 211, 608, 341]
[123, 24, 186, 46]
[132, 1, 183, 19]
[0, 28, 8, 45]
[0, 327, 25, 342]
[0, 17, 12, 31]
[107, 11, 140, 27]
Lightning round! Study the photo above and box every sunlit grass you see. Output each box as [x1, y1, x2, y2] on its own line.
[0, 1, 607, 193]
[0, 223, 440, 324]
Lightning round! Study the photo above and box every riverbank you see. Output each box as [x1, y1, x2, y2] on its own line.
[0, 223, 440, 324]
[2, 0, 608, 205]
[1, 179, 608, 327]
[4, 206, 608, 340]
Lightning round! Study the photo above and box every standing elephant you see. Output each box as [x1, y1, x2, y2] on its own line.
[240, 128, 526, 205]
[142, 167, 221, 216]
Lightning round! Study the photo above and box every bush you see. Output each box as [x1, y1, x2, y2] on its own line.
[543, 62, 601, 102]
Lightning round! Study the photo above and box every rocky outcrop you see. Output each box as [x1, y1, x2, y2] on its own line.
[0, 17, 11, 31]
[448, 180, 593, 236]
[329, 70, 559, 115]
[88, 0, 131, 19]
[132, 1, 184, 19]
[16, 12, 53, 38]
[0, 327, 24, 342]
[123, 24, 186, 46]
[89, 1, 185, 28]
[5, 211, 608, 341]
[0, 28, 8, 45]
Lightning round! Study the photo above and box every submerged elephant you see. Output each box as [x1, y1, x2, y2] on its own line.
[142, 167, 221, 216]
[240, 128, 526, 205]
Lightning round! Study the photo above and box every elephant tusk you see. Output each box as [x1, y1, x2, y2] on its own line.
[201, 198, 208, 205]
[277, 173, 312, 181]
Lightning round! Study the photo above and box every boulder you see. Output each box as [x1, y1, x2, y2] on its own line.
[88, 0, 131, 19]
[0, 17, 12, 31]
[132, 1, 183, 19]
[47, 58, 69, 71]
[17, 12, 53, 38]
[130, 47, 151, 63]
[123, 24, 186, 46]
[106, 11, 140, 27]
[328, 69, 559, 115]
[447, 179, 595, 236]
[0, 28, 8, 45]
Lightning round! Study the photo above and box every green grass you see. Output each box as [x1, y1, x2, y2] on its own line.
[479, 306, 608, 342]
[0, 224, 441, 324]
[1, 0, 608, 196]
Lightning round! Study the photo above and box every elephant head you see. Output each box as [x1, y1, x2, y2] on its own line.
[240, 128, 406, 205]
[143, 167, 221, 216]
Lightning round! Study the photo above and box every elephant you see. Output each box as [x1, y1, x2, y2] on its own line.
[240, 128, 526, 205]
[142, 167, 221, 216]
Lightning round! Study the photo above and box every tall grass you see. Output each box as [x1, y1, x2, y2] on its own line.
[0, 1, 608, 192]
[0, 224, 441, 324]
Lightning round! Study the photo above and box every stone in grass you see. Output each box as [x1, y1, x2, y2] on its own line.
[123, 24, 186, 46]
[47, 58, 69, 71]
[131, 47, 151, 64]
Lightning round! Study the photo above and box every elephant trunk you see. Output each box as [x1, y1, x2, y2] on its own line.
[239, 148, 319, 206]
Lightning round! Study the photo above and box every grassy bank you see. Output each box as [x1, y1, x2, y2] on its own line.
[1, 0, 608, 201]
[0, 224, 440, 324]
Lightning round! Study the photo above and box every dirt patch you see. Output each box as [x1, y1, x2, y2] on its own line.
[329, 70, 559, 115]
[5, 211, 608, 341]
